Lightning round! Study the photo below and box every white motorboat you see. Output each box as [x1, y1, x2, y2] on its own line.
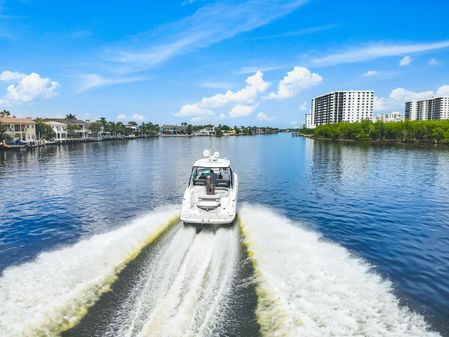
[181, 149, 238, 227]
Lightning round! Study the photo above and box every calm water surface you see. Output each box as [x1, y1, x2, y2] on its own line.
[0, 134, 448, 335]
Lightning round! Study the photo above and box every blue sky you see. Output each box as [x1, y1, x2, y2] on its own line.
[0, 0, 448, 126]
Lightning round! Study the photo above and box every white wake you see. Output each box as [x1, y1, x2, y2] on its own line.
[0, 206, 179, 337]
[105, 225, 240, 337]
[239, 204, 440, 337]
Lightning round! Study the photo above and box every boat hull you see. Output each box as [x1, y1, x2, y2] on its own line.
[181, 212, 237, 226]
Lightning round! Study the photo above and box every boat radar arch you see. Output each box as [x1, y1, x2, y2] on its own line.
[202, 149, 222, 162]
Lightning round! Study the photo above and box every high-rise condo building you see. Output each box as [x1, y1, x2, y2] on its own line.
[311, 90, 374, 127]
[405, 97, 449, 121]
[305, 113, 315, 129]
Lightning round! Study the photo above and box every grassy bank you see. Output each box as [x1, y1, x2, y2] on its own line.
[302, 120, 449, 145]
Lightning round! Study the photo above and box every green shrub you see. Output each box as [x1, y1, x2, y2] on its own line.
[310, 120, 449, 144]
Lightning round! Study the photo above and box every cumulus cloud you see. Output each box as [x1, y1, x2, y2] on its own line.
[374, 84, 449, 113]
[0, 71, 60, 104]
[177, 104, 214, 117]
[266, 66, 322, 100]
[116, 114, 128, 121]
[132, 114, 145, 122]
[389, 87, 432, 101]
[0, 70, 26, 82]
[176, 71, 270, 118]
[256, 112, 276, 121]
[437, 85, 449, 96]
[399, 55, 412, 66]
[363, 70, 379, 77]
[229, 104, 257, 117]
[116, 113, 146, 122]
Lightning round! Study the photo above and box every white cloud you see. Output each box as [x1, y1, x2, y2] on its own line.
[428, 58, 440, 66]
[229, 104, 257, 117]
[108, 0, 306, 72]
[299, 101, 308, 111]
[437, 85, 449, 96]
[131, 114, 145, 122]
[76, 73, 146, 93]
[312, 40, 449, 66]
[256, 112, 276, 121]
[374, 84, 449, 113]
[0, 70, 26, 81]
[389, 87, 432, 101]
[116, 114, 128, 121]
[399, 55, 412, 66]
[176, 71, 269, 118]
[266, 66, 322, 100]
[116, 113, 146, 122]
[363, 70, 379, 77]
[176, 104, 214, 117]
[0, 71, 60, 104]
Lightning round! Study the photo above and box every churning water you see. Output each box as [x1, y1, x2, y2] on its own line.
[1, 135, 448, 336]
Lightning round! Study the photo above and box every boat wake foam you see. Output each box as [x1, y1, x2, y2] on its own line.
[104, 225, 240, 337]
[239, 204, 440, 337]
[0, 206, 179, 337]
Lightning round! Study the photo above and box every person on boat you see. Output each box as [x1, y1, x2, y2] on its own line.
[206, 169, 217, 194]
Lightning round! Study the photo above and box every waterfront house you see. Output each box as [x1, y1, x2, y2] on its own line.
[223, 130, 236, 136]
[194, 127, 214, 136]
[160, 124, 186, 135]
[0, 116, 36, 142]
[44, 121, 67, 141]
[44, 118, 91, 139]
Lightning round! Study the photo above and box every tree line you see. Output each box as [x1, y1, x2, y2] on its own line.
[1, 109, 280, 142]
[179, 122, 279, 136]
[301, 120, 449, 145]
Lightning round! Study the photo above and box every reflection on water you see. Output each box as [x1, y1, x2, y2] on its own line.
[1, 135, 449, 335]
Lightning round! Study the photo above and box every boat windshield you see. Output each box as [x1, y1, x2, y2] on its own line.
[190, 166, 232, 187]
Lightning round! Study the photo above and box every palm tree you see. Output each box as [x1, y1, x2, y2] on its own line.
[0, 110, 11, 117]
[65, 114, 76, 121]
[67, 124, 81, 138]
[0, 122, 12, 142]
[99, 117, 107, 128]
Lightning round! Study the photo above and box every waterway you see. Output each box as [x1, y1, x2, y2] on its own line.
[0, 134, 448, 336]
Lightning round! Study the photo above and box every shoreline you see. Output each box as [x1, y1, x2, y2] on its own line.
[0, 135, 158, 151]
[300, 134, 449, 148]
